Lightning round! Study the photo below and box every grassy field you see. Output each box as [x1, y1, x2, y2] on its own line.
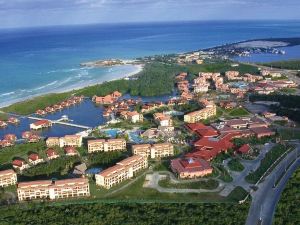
[227, 107, 250, 117]
[0, 112, 8, 121]
[108, 174, 228, 202]
[158, 177, 219, 190]
[0, 142, 47, 166]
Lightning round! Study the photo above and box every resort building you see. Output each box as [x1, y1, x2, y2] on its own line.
[171, 157, 213, 179]
[132, 143, 174, 159]
[153, 113, 172, 127]
[225, 71, 240, 80]
[17, 178, 90, 201]
[0, 169, 17, 187]
[12, 159, 30, 171]
[30, 120, 52, 130]
[61, 135, 82, 147]
[46, 148, 60, 160]
[87, 139, 126, 153]
[95, 155, 148, 189]
[120, 111, 143, 123]
[46, 137, 60, 147]
[28, 153, 44, 165]
[184, 102, 216, 123]
[64, 146, 78, 156]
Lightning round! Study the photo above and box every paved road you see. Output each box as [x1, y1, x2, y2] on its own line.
[245, 145, 300, 225]
[219, 143, 274, 196]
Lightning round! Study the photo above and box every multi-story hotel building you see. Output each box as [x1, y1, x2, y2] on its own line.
[46, 137, 60, 147]
[95, 155, 148, 189]
[87, 139, 126, 153]
[132, 143, 174, 159]
[17, 178, 90, 201]
[60, 135, 82, 147]
[46, 135, 83, 148]
[0, 169, 17, 187]
[184, 103, 216, 123]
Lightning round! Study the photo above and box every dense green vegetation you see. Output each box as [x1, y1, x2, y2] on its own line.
[274, 168, 300, 225]
[21, 156, 81, 178]
[277, 128, 300, 140]
[0, 112, 8, 121]
[262, 60, 300, 70]
[250, 94, 300, 109]
[250, 94, 300, 122]
[87, 151, 127, 168]
[245, 145, 287, 184]
[2, 92, 72, 115]
[228, 159, 244, 171]
[158, 177, 219, 190]
[0, 202, 250, 225]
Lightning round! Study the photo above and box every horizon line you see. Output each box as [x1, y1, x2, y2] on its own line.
[1, 18, 300, 31]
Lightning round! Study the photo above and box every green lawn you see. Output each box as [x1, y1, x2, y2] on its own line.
[158, 177, 219, 190]
[109, 174, 228, 202]
[215, 165, 233, 183]
[226, 186, 249, 202]
[0, 142, 46, 166]
[227, 107, 250, 117]
[228, 159, 244, 172]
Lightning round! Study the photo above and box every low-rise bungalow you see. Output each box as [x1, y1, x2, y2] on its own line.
[28, 153, 44, 165]
[64, 146, 78, 156]
[46, 148, 60, 160]
[12, 159, 29, 171]
[30, 120, 52, 130]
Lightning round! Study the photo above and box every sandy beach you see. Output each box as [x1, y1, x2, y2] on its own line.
[0, 64, 143, 108]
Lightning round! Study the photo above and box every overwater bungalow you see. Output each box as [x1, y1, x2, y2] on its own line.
[36, 109, 47, 116]
[0, 120, 8, 128]
[7, 117, 20, 124]
[4, 134, 17, 142]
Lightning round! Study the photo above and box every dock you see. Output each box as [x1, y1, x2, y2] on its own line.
[28, 116, 91, 129]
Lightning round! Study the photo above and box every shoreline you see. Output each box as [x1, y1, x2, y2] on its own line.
[0, 64, 143, 108]
[1, 36, 300, 110]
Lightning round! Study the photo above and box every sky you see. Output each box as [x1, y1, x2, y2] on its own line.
[0, 0, 299, 28]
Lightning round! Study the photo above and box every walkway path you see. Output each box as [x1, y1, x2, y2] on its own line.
[28, 116, 91, 129]
[144, 172, 224, 194]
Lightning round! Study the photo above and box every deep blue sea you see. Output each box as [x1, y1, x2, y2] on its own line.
[1, 20, 300, 106]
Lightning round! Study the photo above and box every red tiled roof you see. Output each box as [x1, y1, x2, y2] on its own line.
[28, 153, 40, 161]
[171, 157, 212, 173]
[46, 148, 58, 157]
[12, 159, 25, 167]
[238, 144, 250, 154]
[185, 123, 207, 132]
